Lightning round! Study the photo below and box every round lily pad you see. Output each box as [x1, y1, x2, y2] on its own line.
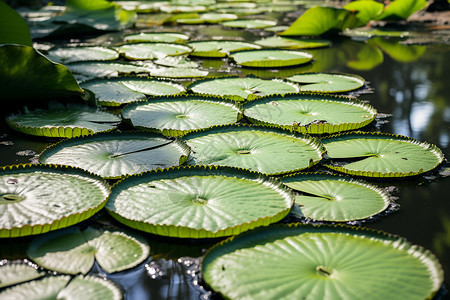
[106, 165, 294, 238]
[6, 103, 121, 138]
[27, 226, 150, 274]
[38, 132, 190, 179]
[202, 224, 443, 300]
[0, 164, 110, 238]
[124, 32, 189, 43]
[67, 61, 152, 78]
[221, 19, 277, 29]
[154, 56, 198, 68]
[46, 46, 119, 64]
[230, 49, 313, 68]
[188, 77, 299, 101]
[322, 132, 445, 177]
[187, 40, 261, 58]
[0, 262, 44, 288]
[281, 173, 390, 221]
[121, 95, 242, 137]
[149, 67, 209, 78]
[254, 36, 331, 49]
[183, 125, 325, 175]
[116, 43, 192, 60]
[286, 72, 366, 93]
[243, 94, 377, 134]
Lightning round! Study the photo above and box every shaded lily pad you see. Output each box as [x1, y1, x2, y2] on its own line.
[0, 1, 32, 46]
[0, 262, 44, 288]
[188, 76, 300, 101]
[68, 61, 153, 78]
[202, 224, 443, 300]
[243, 94, 377, 134]
[230, 49, 313, 68]
[187, 40, 261, 58]
[254, 36, 330, 49]
[286, 72, 365, 93]
[124, 32, 189, 43]
[183, 125, 324, 175]
[342, 28, 410, 39]
[281, 173, 390, 221]
[27, 226, 150, 274]
[6, 103, 121, 138]
[0, 164, 110, 238]
[122, 95, 242, 136]
[115, 43, 192, 60]
[106, 165, 294, 238]
[46, 46, 119, 64]
[39, 132, 190, 179]
[322, 131, 445, 177]
[221, 19, 277, 29]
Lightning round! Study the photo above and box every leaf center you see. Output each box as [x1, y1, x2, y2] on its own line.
[236, 149, 251, 155]
[175, 114, 189, 119]
[192, 196, 208, 205]
[316, 266, 334, 277]
[1, 193, 26, 204]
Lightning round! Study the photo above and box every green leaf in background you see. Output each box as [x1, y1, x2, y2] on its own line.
[376, 0, 427, 20]
[344, 0, 384, 26]
[0, 45, 84, 102]
[286, 72, 365, 93]
[0, 262, 44, 288]
[187, 40, 261, 58]
[369, 37, 426, 63]
[27, 226, 150, 274]
[230, 49, 313, 68]
[0, 1, 32, 46]
[202, 224, 443, 300]
[254, 36, 330, 49]
[106, 165, 294, 238]
[46, 46, 119, 64]
[345, 42, 384, 70]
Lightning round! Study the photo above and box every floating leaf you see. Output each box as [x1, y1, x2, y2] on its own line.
[322, 132, 445, 177]
[184, 125, 324, 175]
[187, 40, 261, 58]
[286, 72, 365, 93]
[0, 1, 32, 46]
[46, 46, 119, 64]
[376, 0, 427, 20]
[154, 56, 199, 68]
[122, 95, 242, 136]
[188, 76, 299, 101]
[243, 94, 376, 134]
[27, 226, 150, 274]
[230, 49, 313, 68]
[124, 32, 189, 43]
[149, 67, 209, 78]
[342, 28, 410, 39]
[116, 43, 192, 60]
[198, 13, 239, 23]
[68, 61, 153, 78]
[222, 19, 277, 29]
[106, 165, 294, 238]
[0, 164, 110, 238]
[203, 224, 443, 300]
[254, 36, 330, 49]
[0, 262, 44, 288]
[281, 173, 390, 221]
[39, 132, 190, 179]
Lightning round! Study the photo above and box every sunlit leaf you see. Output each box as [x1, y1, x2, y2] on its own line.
[230, 49, 313, 68]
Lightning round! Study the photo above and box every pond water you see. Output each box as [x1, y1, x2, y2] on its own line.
[1, 5, 450, 299]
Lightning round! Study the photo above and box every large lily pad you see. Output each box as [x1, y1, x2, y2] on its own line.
[0, 164, 110, 238]
[183, 125, 325, 175]
[27, 226, 150, 274]
[322, 132, 445, 177]
[187, 40, 261, 58]
[188, 77, 300, 101]
[0, 262, 44, 288]
[286, 72, 365, 93]
[253, 36, 330, 49]
[122, 95, 242, 136]
[281, 173, 390, 221]
[68, 61, 153, 78]
[46, 46, 119, 64]
[115, 43, 192, 60]
[106, 165, 294, 238]
[243, 94, 377, 134]
[202, 224, 443, 300]
[230, 50, 313, 68]
[39, 132, 190, 179]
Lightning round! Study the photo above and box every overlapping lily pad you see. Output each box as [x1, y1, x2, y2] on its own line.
[281, 173, 390, 221]
[0, 262, 44, 288]
[230, 49, 313, 68]
[202, 224, 443, 300]
[122, 95, 242, 136]
[106, 165, 294, 238]
[68, 61, 153, 78]
[124, 32, 189, 43]
[39, 132, 190, 179]
[115, 43, 192, 60]
[253, 36, 330, 49]
[322, 132, 445, 177]
[46, 46, 119, 64]
[187, 40, 261, 57]
[183, 125, 325, 175]
[222, 19, 277, 29]
[176, 13, 238, 24]
[0, 164, 110, 238]
[243, 94, 377, 134]
[286, 72, 365, 93]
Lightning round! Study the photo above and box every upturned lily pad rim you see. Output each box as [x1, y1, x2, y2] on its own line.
[322, 131, 445, 178]
[285, 72, 366, 93]
[106, 164, 294, 238]
[229, 49, 314, 68]
[0, 164, 110, 238]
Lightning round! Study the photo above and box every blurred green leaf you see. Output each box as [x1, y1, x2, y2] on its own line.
[0, 2, 32, 46]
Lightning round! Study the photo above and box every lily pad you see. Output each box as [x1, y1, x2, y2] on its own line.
[27, 226, 150, 274]
[322, 132, 445, 177]
[281, 173, 390, 221]
[286, 72, 366, 93]
[124, 32, 189, 43]
[202, 224, 443, 300]
[183, 125, 324, 175]
[188, 77, 300, 101]
[154, 56, 199, 68]
[39, 132, 190, 179]
[106, 165, 294, 238]
[149, 67, 209, 78]
[46, 46, 119, 64]
[115, 43, 192, 60]
[342, 28, 410, 39]
[0, 262, 44, 288]
[243, 94, 377, 134]
[221, 19, 277, 29]
[230, 49, 313, 68]
[122, 95, 242, 136]
[68, 61, 153, 78]
[0, 164, 110, 238]
[187, 40, 261, 58]
[254, 36, 330, 49]
[6, 103, 121, 138]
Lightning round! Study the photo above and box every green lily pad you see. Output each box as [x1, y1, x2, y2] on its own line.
[281, 173, 390, 221]
[81, 78, 186, 107]
[0, 164, 110, 238]
[286, 72, 366, 93]
[46, 46, 119, 64]
[230, 49, 313, 68]
[6, 103, 121, 138]
[254, 36, 330, 49]
[160, 4, 208, 13]
[154, 56, 199, 68]
[202, 224, 443, 300]
[27, 226, 149, 274]
[39, 132, 190, 179]
[115, 43, 192, 60]
[122, 95, 242, 137]
[187, 40, 261, 58]
[243, 94, 376, 134]
[0, 262, 44, 288]
[106, 165, 294, 238]
[221, 19, 277, 29]
[188, 77, 300, 101]
[199, 13, 239, 23]
[0, 275, 122, 300]
[124, 32, 189, 43]
[322, 132, 445, 177]
[342, 28, 410, 39]
[68, 61, 153, 78]
[149, 67, 209, 78]
[183, 125, 324, 175]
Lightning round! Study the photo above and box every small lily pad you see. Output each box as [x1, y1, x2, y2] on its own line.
[230, 49, 313, 68]
[221, 19, 277, 29]
[46, 46, 119, 64]
[124, 32, 189, 43]
[187, 40, 261, 57]
[116, 43, 192, 60]
[286, 72, 365, 93]
[0, 262, 44, 288]
[254, 36, 331, 49]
